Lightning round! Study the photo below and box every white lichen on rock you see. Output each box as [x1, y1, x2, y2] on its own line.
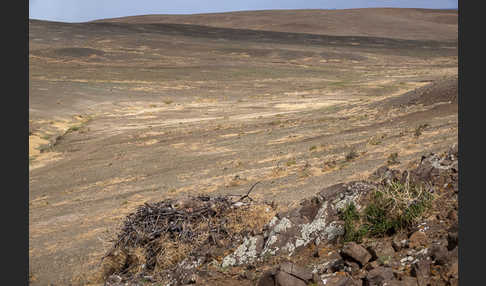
[283, 241, 296, 255]
[267, 216, 279, 228]
[323, 221, 344, 241]
[299, 202, 329, 244]
[273, 217, 292, 233]
[221, 236, 260, 267]
[334, 193, 360, 211]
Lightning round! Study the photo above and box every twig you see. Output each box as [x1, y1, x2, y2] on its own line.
[238, 181, 261, 202]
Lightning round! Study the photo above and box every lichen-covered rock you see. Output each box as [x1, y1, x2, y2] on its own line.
[221, 181, 376, 267]
[221, 235, 264, 268]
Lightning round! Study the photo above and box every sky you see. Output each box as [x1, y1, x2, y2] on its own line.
[29, 0, 458, 23]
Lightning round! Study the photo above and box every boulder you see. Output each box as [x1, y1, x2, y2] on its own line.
[279, 262, 314, 282]
[411, 260, 431, 286]
[342, 242, 372, 266]
[408, 231, 427, 249]
[275, 271, 307, 286]
[430, 245, 449, 265]
[323, 275, 361, 286]
[365, 267, 395, 286]
[257, 270, 277, 286]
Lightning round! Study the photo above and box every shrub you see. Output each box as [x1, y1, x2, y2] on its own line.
[414, 123, 429, 137]
[345, 149, 359, 161]
[387, 152, 400, 165]
[340, 180, 432, 242]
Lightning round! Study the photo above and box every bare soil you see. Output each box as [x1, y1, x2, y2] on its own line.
[29, 8, 457, 285]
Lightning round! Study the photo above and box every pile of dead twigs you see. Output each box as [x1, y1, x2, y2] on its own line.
[101, 182, 275, 281]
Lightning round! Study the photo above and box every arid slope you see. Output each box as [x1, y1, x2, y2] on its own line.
[96, 8, 457, 41]
[29, 9, 457, 285]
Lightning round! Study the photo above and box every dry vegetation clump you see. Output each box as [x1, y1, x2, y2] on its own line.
[345, 149, 359, 161]
[101, 193, 276, 281]
[340, 179, 433, 243]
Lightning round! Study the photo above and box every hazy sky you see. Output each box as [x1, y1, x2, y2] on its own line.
[29, 0, 458, 23]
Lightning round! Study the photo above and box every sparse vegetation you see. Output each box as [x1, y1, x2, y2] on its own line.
[163, 99, 173, 105]
[369, 134, 386, 145]
[387, 152, 400, 165]
[340, 180, 432, 242]
[67, 125, 81, 133]
[345, 149, 359, 161]
[414, 123, 430, 137]
[309, 145, 317, 151]
[286, 159, 297, 166]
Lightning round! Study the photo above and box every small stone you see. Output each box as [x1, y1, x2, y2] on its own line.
[105, 275, 122, 286]
[182, 273, 199, 284]
[447, 210, 458, 223]
[344, 260, 360, 275]
[342, 242, 372, 266]
[330, 258, 346, 272]
[447, 261, 458, 279]
[399, 276, 419, 286]
[241, 271, 256, 281]
[366, 261, 380, 271]
[366, 267, 395, 286]
[392, 238, 403, 252]
[408, 231, 427, 249]
[324, 275, 360, 286]
[430, 245, 449, 265]
[447, 232, 458, 251]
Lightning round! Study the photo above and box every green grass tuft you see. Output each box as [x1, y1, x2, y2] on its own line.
[340, 180, 432, 242]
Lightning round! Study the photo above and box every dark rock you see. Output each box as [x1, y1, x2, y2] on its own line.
[447, 261, 458, 279]
[330, 258, 346, 273]
[275, 271, 307, 286]
[181, 273, 199, 284]
[241, 271, 256, 281]
[298, 197, 322, 221]
[365, 261, 380, 271]
[257, 270, 276, 286]
[366, 267, 395, 286]
[319, 183, 348, 200]
[105, 275, 123, 286]
[369, 166, 400, 183]
[447, 232, 458, 251]
[324, 275, 361, 286]
[411, 260, 431, 286]
[366, 241, 395, 264]
[447, 210, 458, 223]
[344, 260, 361, 275]
[430, 245, 449, 265]
[448, 277, 459, 286]
[342, 242, 372, 266]
[400, 276, 419, 286]
[386, 276, 418, 286]
[279, 262, 313, 282]
[392, 235, 407, 252]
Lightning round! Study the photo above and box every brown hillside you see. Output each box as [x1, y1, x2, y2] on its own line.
[95, 8, 457, 41]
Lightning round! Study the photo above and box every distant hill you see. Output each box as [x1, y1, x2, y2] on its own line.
[94, 8, 457, 41]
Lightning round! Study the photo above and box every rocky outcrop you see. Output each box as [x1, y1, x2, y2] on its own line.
[104, 145, 459, 286]
[222, 181, 376, 268]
